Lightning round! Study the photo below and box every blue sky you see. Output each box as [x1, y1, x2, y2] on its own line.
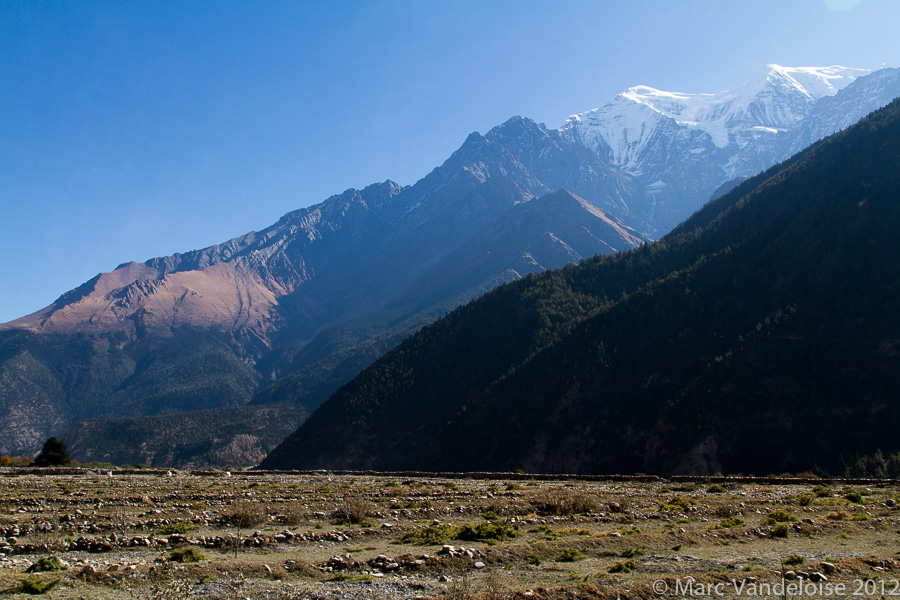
[2, 0, 899, 323]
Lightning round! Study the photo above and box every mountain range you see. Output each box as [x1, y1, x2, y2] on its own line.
[2, 64, 898, 467]
[262, 95, 900, 475]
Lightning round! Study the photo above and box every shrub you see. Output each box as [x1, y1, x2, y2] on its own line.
[334, 497, 373, 524]
[158, 520, 196, 535]
[559, 548, 584, 562]
[225, 501, 267, 528]
[660, 496, 694, 511]
[400, 521, 518, 545]
[715, 504, 740, 517]
[168, 546, 204, 563]
[20, 575, 59, 594]
[709, 516, 745, 530]
[766, 510, 798, 524]
[771, 524, 790, 538]
[620, 547, 645, 558]
[399, 524, 460, 545]
[277, 502, 305, 526]
[706, 484, 727, 494]
[25, 557, 66, 573]
[843, 490, 863, 504]
[531, 488, 598, 515]
[783, 555, 804, 566]
[608, 560, 636, 573]
[457, 522, 518, 545]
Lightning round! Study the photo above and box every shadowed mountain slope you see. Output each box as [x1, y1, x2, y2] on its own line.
[262, 97, 900, 476]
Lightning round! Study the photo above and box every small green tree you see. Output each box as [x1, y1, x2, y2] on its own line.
[33, 437, 70, 467]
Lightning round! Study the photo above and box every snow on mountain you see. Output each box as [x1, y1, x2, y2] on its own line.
[562, 65, 867, 175]
[786, 67, 900, 155]
[560, 65, 889, 232]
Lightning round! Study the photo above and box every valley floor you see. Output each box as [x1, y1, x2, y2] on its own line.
[0, 469, 898, 599]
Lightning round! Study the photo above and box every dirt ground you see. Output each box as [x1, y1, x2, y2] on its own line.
[1, 469, 898, 599]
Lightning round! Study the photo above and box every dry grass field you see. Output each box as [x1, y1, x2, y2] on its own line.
[1, 469, 899, 599]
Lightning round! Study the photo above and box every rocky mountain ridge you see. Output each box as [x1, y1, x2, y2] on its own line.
[2, 64, 898, 465]
[0, 118, 646, 459]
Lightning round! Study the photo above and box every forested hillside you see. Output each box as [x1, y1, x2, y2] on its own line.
[262, 98, 900, 476]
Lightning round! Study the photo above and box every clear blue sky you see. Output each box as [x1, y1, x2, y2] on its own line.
[2, 0, 898, 323]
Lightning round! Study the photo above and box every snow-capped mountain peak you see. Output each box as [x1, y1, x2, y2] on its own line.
[758, 64, 869, 99]
[559, 65, 893, 232]
[562, 65, 871, 168]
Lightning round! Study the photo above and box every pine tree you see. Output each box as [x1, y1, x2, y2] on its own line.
[33, 437, 70, 467]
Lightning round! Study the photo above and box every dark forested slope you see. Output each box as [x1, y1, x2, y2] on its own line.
[262, 98, 900, 475]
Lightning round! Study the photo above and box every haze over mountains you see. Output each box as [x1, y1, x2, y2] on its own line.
[2, 64, 898, 467]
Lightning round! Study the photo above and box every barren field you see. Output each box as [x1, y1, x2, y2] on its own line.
[1, 469, 899, 599]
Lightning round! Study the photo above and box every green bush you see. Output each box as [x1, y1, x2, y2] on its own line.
[709, 516, 745, 530]
[608, 560, 636, 573]
[559, 548, 584, 562]
[706, 484, 727, 494]
[20, 575, 59, 594]
[25, 556, 66, 573]
[783, 555, 804, 566]
[158, 520, 196, 535]
[399, 524, 460, 545]
[457, 522, 519, 545]
[843, 490, 863, 504]
[660, 496, 694, 511]
[168, 546, 204, 563]
[615, 526, 642, 535]
[766, 510, 798, 524]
